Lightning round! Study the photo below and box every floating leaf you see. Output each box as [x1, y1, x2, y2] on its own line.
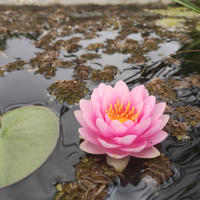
[0, 106, 59, 188]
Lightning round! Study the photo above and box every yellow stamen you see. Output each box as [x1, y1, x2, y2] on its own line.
[106, 99, 139, 123]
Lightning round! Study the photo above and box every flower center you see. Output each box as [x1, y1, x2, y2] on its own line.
[106, 99, 139, 123]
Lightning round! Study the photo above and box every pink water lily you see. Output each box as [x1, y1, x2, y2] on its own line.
[75, 80, 169, 162]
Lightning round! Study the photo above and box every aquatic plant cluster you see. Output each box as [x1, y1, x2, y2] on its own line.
[54, 156, 122, 200]
[0, 4, 195, 105]
[54, 154, 174, 199]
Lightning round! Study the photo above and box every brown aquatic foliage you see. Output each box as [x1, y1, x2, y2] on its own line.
[1, 60, 27, 76]
[72, 58, 87, 65]
[84, 32, 99, 40]
[34, 33, 56, 50]
[51, 39, 82, 52]
[103, 39, 145, 55]
[141, 154, 173, 185]
[80, 53, 101, 60]
[29, 51, 74, 79]
[142, 37, 164, 51]
[118, 27, 140, 37]
[159, 54, 181, 67]
[146, 78, 178, 103]
[124, 54, 148, 65]
[163, 118, 189, 140]
[48, 79, 89, 104]
[86, 43, 104, 52]
[90, 65, 120, 83]
[172, 106, 200, 127]
[73, 64, 120, 83]
[0, 27, 11, 36]
[53, 156, 122, 200]
[155, 28, 192, 43]
[166, 75, 200, 89]
[73, 65, 92, 80]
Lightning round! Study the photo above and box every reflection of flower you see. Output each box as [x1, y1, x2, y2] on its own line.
[75, 81, 169, 160]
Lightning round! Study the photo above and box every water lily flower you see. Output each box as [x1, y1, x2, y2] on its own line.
[75, 81, 169, 172]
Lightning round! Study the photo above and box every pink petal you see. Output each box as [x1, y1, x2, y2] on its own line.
[105, 113, 112, 125]
[91, 92, 103, 110]
[82, 112, 100, 134]
[150, 102, 166, 120]
[122, 120, 135, 130]
[80, 99, 93, 113]
[145, 89, 149, 98]
[159, 114, 169, 130]
[96, 118, 115, 138]
[145, 131, 168, 148]
[105, 148, 129, 159]
[98, 137, 123, 148]
[102, 97, 110, 117]
[134, 101, 143, 116]
[128, 117, 151, 136]
[143, 95, 156, 108]
[139, 96, 156, 121]
[97, 83, 107, 97]
[120, 140, 147, 153]
[93, 102, 103, 120]
[130, 85, 145, 106]
[74, 110, 88, 127]
[130, 146, 160, 158]
[114, 81, 131, 108]
[110, 120, 129, 137]
[80, 140, 106, 154]
[137, 119, 163, 140]
[112, 135, 137, 146]
[103, 86, 118, 106]
[79, 127, 101, 145]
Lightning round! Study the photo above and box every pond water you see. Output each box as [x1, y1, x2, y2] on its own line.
[0, 4, 200, 200]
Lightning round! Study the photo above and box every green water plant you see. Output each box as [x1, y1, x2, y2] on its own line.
[0, 106, 59, 188]
[171, 0, 200, 14]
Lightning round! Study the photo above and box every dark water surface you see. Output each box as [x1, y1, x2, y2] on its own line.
[0, 5, 200, 200]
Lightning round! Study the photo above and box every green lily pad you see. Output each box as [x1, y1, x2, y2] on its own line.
[0, 106, 59, 188]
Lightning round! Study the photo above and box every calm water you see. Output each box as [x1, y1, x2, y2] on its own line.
[0, 5, 200, 200]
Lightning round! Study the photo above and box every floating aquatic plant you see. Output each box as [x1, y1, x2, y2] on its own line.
[75, 81, 169, 172]
[163, 118, 189, 140]
[172, 106, 200, 127]
[155, 28, 192, 43]
[72, 58, 87, 65]
[53, 156, 122, 200]
[141, 154, 173, 189]
[73, 65, 120, 83]
[103, 39, 146, 55]
[80, 53, 101, 60]
[90, 65, 120, 83]
[146, 78, 178, 103]
[166, 75, 200, 89]
[29, 51, 74, 79]
[1, 60, 27, 75]
[86, 43, 104, 52]
[84, 32, 99, 40]
[73, 65, 92, 80]
[124, 54, 149, 65]
[52, 39, 82, 52]
[159, 54, 181, 67]
[0, 106, 59, 188]
[48, 79, 89, 104]
[142, 37, 164, 51]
